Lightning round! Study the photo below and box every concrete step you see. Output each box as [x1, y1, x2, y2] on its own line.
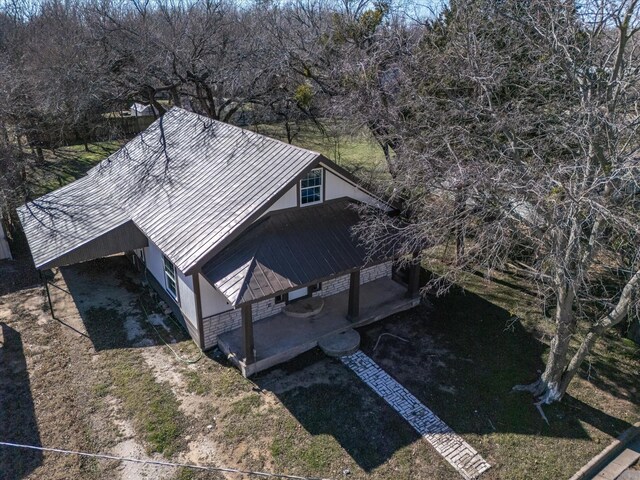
[319, 328, 360, 357]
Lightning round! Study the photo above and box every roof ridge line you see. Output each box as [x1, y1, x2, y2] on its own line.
[232, 244, 261, 307]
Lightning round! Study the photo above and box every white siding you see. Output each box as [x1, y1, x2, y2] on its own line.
[177, 269, 197, 329]
[263, 165, 389, 216]
[265, 186, 297, 212]
[200, 274, 233, 317]
[145, 240, 166, 288]
[323, 169, 389, 210]
[144, 239, 198, 329]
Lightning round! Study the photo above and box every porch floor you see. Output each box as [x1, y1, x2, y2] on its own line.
[218, 277, 420, 376]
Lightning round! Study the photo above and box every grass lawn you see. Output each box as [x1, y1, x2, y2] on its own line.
[357, 269, 639, 479]
[4, 256, 634, 479]
[27, 141, 121, 197]
[250, 120, 389, 175]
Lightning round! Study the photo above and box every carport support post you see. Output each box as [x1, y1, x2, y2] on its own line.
[347, 270, 360, 321]
[40, 270, 56, 320]
[241, 304, 255, 365]
[406, 255, 421, 298]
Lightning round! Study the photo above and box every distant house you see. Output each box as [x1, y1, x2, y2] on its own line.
[129, 102, 158, 117]
[18, 108, 419, 375]
[0, 220, 11, 260]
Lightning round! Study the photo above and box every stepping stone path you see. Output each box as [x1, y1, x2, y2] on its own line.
[341, 351, 491, 480]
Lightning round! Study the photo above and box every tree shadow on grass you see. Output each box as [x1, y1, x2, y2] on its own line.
[254, 349, 421, 472]
[247, 276, 635, 473]
[574, 330, 640, 405]
[469, 269, 541, 298]
[358, 284, 634, 440]
[0, 323, 42, 479]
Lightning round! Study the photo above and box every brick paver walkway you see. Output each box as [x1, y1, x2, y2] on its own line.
[341, 351, 491, 480]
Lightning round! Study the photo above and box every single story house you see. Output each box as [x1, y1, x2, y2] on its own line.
[18, 108, 419, 375]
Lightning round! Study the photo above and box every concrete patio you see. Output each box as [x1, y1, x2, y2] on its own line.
[218, 277, 420, 376]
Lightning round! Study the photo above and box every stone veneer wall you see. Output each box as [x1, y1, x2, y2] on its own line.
[202, 260, 394, 349]
[313, 261, 393, 297]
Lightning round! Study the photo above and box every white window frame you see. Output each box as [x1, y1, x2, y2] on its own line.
[300, 168, 323, 206]
[162, 255, 179, 302]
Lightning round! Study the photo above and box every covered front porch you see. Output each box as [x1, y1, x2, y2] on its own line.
[218, 276, 420, 376]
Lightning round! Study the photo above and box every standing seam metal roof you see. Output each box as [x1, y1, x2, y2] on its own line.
[201, 199, 390, 306]
[18, 108, 322, 271]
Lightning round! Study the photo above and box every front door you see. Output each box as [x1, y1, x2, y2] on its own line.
[288, 287, 308, 302]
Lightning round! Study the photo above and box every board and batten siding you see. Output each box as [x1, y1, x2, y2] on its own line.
[201, 261, 393, 349]
[199, 273, 233, 317]
[264, 164, 388, 215]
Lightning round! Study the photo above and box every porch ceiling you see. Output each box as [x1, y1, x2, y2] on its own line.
[201, 199, 391, 306]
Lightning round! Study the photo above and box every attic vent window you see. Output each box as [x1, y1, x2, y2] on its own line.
[300, 168, 323, 205]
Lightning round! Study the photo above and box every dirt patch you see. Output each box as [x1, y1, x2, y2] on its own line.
[0, 256, 40, 296]
[108, 397, 172, 480]
[0, 284, 117, 480]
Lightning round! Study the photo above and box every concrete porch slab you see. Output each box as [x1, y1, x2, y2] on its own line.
[218, 277, 420, 376]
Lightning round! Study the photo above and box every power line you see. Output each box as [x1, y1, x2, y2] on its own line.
[0, 442, 333, 480]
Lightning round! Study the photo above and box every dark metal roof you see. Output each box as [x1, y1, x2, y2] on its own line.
[18, 108, 321, 270]
[201, 199, 390, 306]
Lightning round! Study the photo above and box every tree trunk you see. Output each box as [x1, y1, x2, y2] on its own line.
[454, 191, 465, 264]
[35, 146, 45, 164]
[514, 286, 576, 403]
[557, 269, 640, 393]
[515, 269, 640, 404]
[284, 121, 293, 144]
[170, 87, 182, 108]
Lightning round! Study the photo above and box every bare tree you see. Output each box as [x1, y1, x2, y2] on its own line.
[354, 0, 640, 404]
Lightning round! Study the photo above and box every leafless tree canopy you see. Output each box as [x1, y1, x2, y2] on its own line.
[353, 0, 640, 402]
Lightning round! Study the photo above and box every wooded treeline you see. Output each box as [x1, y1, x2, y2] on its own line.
[1, 0, 639, 404]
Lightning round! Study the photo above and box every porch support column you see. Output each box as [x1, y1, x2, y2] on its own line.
[241, 304, 255, 364]
[40, 270, 56, 320]
[193, 272, 205, 350]
[347, 270, 360, 321]
[406, 255, 421, 298]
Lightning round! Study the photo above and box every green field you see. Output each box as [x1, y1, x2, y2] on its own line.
[250, 120, 388, 173]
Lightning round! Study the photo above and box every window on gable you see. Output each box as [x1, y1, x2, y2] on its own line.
[163, 255, 179, 301]
[300, 168, 323, 205]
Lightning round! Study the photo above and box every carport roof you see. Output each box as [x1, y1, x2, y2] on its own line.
[201, 199, 392, 306]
